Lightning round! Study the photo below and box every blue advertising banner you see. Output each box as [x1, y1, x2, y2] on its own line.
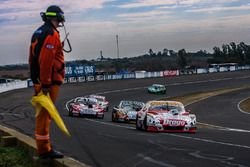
[65, 64, 95, 77]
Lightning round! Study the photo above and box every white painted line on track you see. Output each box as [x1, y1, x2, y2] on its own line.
[185, 96, 214, 107]
[0, 113, 24, 117]
[162, 133, 250, 149]
[236, 76, 250, 79]
[84, 118, 250, 149]
[209, 78, 233, 82]
[237, 97, 250, 115]
[85, 118, 135, 130]
[95, 76, 250, 95]
[97, 87, 147, 95]
[198, 122, 250, 133]
[137, 153, 176, 167]
[64, 74, 250, 150]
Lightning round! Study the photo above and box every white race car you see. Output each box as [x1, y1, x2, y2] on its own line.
[136, 100, 196, 133]
[66, 97, 104, 118]
[86, 95, 109, 112]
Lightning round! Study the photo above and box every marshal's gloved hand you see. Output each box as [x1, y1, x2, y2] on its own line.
[41, 87, 51, 95]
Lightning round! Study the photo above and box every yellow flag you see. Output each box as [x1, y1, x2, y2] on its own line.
[31, 91, 71, 137]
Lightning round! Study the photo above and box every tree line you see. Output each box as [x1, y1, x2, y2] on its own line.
[0, 41, 249, 74]
[208, 42, 250, 64]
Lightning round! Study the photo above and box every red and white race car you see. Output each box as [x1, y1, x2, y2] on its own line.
[136, 100, 196, 133]
[66, 97, 104, 118]
[85, 94, 109, 112]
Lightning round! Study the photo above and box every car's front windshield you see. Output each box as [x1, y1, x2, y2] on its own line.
[89, 95, 105, 102]
[121, 101, 144, 110]
[95, 97, 104, 102]
[121, 101, 133, 108]
[149, 104, 185, 113]
[76, 98, 97, 105]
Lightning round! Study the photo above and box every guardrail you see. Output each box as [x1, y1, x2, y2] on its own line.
[1, 65, 250, 91]
[0, 80, 27, 93]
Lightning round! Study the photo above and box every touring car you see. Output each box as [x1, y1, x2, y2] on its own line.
[136, 100, 196, 133]
[66, 97, 104, 118]
[112, 100, 145, 122]
[86, 94, 109, 112]
[148, 84, 166, 94]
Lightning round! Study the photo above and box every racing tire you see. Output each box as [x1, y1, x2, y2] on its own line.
[106, 106, 109, 112]
[143, 115, 148, 131]
[98, 114, 104, 119]
[68, 108, 73, 117]
[136, 116, 142, 130]
[111, 112, 116, 122]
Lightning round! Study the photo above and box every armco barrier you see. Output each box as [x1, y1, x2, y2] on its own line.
[123, 73, 136, 79]
[78, 76, 86, 82]
[87, 75, 95, 81]
[2, 65, 250, 87]
[209, 68, 218, 73]
[197, 68, 208, 74]
[95, 75, 104, 81]
[0, 80, 27, 93]
[135, 71, 146, 79]
[104, 74, 123, 80]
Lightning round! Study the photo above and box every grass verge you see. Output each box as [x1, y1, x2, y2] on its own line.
[239, 98, 250, 113]
[0, 146, 34, 167]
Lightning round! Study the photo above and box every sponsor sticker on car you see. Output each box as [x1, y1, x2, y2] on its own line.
[165, 119, 186, 126]
[80, 109, 96, 115]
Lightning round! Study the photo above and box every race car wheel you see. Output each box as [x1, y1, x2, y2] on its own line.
[106, 106, 109, 112]
[136, 116, 142, 130]
[111, 112, 116, 122]
[68, 108, 73, 117]
[98, 114, 104, 119]
[143, 115, 148, 131]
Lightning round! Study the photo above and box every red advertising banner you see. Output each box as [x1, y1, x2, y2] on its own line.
[163, 70, 178, 77]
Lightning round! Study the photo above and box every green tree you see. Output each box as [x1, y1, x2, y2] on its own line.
[162, 48, 168, 56]
[177, 49, 187, 68]
[148, 49, 154, 56]
[157, 51, 162, 57]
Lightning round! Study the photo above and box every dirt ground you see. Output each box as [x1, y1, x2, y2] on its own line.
[0, 69, 29, 79]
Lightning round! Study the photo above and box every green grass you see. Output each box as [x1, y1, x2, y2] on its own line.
[0, 146, 34, 167]
[240, 98, 250, 113]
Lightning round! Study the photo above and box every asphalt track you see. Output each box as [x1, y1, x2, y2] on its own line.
[0, 70, 250, 167]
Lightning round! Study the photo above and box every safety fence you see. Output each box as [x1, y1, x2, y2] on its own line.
[0, 80, 27, 93]
[1, 65, 250, 93]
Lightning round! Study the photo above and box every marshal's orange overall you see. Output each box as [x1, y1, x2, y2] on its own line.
[29, 21, 64, 155]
